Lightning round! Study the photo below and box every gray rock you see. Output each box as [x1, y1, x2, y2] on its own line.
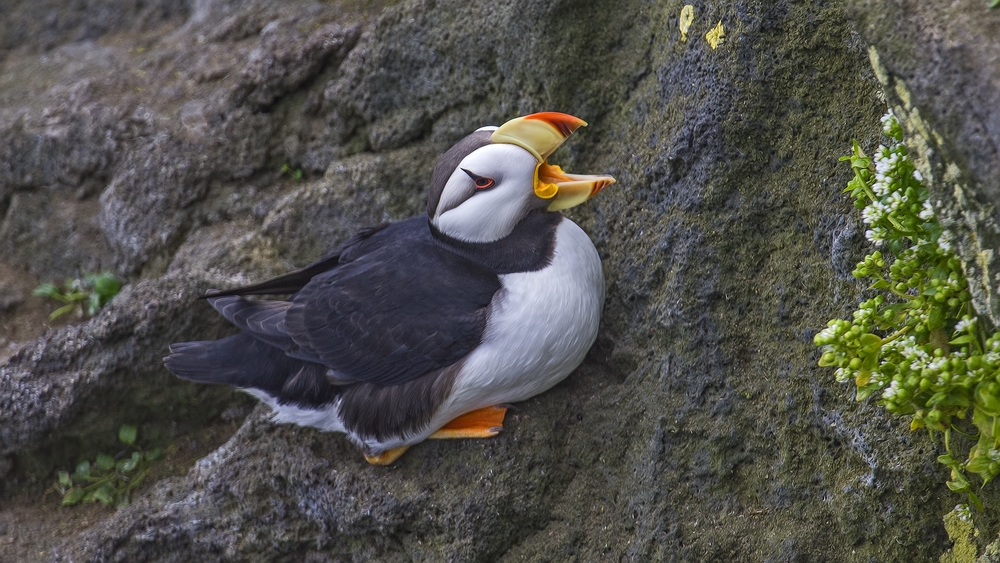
[0, 0, 991, 560]
[0, 0, 188, 53]
[0, 273, 243, 491]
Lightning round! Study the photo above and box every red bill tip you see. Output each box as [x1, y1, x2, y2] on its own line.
[523, 112, 587, 137]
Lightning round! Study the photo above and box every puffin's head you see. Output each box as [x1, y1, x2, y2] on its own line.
[427, 112, 615, 243]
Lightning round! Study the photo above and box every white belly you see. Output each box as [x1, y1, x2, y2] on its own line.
[432, 218, 605, 427]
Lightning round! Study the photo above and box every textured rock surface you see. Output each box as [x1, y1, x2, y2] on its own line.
[0, 0, 993, 560]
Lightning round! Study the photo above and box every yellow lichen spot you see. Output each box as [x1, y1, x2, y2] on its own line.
[940, 505, 978, 563]
[894, 80, 913, 111]
[679, 5, 694, 42]
[867, 46, 889, 86]
[706, 20, 725, 49]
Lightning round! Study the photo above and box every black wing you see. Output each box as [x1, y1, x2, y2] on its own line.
[283, 218, 501, 386]
[203, 223, 391, 298]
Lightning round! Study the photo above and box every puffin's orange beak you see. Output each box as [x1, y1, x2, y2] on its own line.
[491, 111, 616, 211]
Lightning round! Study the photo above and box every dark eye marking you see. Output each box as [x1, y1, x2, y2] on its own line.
[462, 168, 496, 190]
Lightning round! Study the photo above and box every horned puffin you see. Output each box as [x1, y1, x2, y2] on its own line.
[164, 112, 615, 465]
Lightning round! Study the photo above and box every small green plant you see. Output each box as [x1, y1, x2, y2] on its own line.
[33, 272, 120, 320]
[281, 163, 303, 181]
[815, 112, 1000, 510]
[52, 424, 163, 508]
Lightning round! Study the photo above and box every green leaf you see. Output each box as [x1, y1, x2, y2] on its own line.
[859, 333, 882, 346]
[63, 291, 88, 302]
[122, 452, 141, 473]
[32, 283, 62, 299]
[929, 391, 949, 406]
[947, 474, 971, 493]
[62, 488, 85, 506]
[861, 353, 879, 371]
[58, 471, 73, 488]
[119, 424, 138, 446]
[74, 460, 91, 479]
[95, 453, 115, 472]
[940, 390, 972, 408]
[928, 307, 945, 331]
[974, 407, 992, 433]
[146, 447, 163, 462]
[974, 383, 1000, 416]
[969, 491, 985, 512]
[966, 455, 991, 474]
[91, 482, 115, 505]
[992, 0, 1000, 8]
[856, 383, 881, 401]
[938, 454, 961, 471]
[90, 273, 120, 301]
[49, 303, 78, 320]
[950, 335, 976, 345]
[883, 302, 912, 314]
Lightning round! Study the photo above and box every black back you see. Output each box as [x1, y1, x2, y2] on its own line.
[284, 216, 500, 386]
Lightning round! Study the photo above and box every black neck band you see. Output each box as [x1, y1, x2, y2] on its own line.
[428, 211, 562, 274]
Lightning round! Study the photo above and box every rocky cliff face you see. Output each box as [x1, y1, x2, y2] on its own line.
[0, 0, 992, 560]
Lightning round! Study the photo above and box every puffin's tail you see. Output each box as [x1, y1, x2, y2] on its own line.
[164, 333, 335, 407]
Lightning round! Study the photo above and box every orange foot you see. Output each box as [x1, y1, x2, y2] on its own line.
[364, 445, 410, 466]
[363, 406, 508, 464]
[429, 405, 508, 440]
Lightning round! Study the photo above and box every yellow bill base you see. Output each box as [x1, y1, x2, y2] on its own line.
[491, 112, 587, 161]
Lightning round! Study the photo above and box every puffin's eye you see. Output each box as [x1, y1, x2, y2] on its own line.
[462, 169, 496, 190]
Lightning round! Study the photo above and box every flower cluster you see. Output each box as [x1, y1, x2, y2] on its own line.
[816, 112, 1000, 510]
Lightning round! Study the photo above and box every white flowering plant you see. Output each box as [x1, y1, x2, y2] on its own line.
[815, 112, 1000, 510]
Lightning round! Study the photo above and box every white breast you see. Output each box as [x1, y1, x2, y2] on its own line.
[432, 218, 605, 427]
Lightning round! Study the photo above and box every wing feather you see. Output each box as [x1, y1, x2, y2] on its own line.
[203, 223, 390, 298]
[284, 220, 500, 386]
[201, 217, 500, 388]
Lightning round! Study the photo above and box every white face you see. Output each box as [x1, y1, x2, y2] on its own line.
[431, 143, 542, 243]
